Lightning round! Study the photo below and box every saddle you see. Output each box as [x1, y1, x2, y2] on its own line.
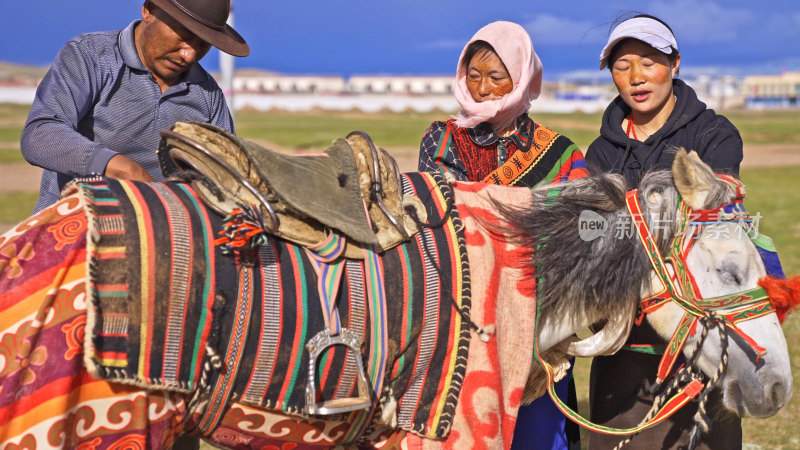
[157, 121, 426, 258]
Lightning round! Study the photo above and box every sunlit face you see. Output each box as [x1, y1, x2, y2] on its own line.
[466, 50, 514, 102]
[610, 39, 680, 116]
[136, 3, 212, 90]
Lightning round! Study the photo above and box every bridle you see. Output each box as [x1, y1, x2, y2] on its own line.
[627, 174, 774, 385]
[534, 174, 779, 436]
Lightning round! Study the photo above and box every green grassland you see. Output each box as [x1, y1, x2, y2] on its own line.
[235, 108, 800, 154]
[236, 108, 446, 150]
[0, 105, 799, 447]
[234, 108, 606, 151]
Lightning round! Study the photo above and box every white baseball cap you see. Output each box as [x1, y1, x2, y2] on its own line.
[599, 16, 678, 69]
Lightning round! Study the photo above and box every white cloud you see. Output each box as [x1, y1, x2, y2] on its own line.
[419, 39, 466, 51]
[645, 0, 752, 43]
[522, 14, 604, 45]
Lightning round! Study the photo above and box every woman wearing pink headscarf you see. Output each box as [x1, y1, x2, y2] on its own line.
[417, 21, 586, 449]
[418, 20, 587, 188]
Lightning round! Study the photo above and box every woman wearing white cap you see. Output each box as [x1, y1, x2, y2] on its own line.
[585, 14, 743, 450]
[585, 14, 742, 188]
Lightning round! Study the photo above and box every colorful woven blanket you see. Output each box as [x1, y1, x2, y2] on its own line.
[77, 172, 470, 440]
[78, 178, 236, 391]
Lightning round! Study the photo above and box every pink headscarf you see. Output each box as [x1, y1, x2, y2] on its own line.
[453, 21, 543, 130]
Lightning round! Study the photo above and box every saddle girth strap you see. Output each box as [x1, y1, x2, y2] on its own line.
[343, 245, 390, 442]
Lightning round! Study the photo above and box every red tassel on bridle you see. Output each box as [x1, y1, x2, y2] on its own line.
[759, 276, 800, 323]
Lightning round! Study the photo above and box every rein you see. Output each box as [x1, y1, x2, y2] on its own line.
[533, 174, 778, 438]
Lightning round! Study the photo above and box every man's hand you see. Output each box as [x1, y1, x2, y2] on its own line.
[105, 154, 155, 182]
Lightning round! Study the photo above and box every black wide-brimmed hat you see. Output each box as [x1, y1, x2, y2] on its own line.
[149, 0, 250, 57]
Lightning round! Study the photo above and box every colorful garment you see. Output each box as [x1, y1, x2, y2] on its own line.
[418, 115, 588, 187]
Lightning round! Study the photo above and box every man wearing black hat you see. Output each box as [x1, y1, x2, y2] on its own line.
[21, 0, 250, 213]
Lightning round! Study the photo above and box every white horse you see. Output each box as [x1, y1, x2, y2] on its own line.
[520, 148, 794, 448]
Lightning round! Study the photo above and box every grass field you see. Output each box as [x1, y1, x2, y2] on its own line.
[0, 105, 798, 448]
[232, 108, 606, 152]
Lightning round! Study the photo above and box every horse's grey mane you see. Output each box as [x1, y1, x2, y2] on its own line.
[497, 167, 734, 326]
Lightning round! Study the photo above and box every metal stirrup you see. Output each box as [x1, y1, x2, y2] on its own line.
[304, 328, 372, 415]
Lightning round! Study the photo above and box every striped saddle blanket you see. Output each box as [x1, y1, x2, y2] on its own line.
[77, 172, 471, 438]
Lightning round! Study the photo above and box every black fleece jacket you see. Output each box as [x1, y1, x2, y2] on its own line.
[585, 79, 742, 187]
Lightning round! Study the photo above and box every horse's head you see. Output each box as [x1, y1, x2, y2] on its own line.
[500, 150, 794, 420]
[640, 149, 793, 419]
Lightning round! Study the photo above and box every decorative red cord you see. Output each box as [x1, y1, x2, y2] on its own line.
[626, 114, 638, 140]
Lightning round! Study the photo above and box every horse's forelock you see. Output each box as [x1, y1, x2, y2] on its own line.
[638, 171, 680, 249]
[703, 175, 738, 210]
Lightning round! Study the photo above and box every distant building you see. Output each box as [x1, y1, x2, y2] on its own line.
[552, 80, 616, 102]
[233, 69, 346, 94]
[347, 75, 453, 95]
[743, 72, 800, 109]
[232, 72, 455, 96]
[685, 75, 745, 110]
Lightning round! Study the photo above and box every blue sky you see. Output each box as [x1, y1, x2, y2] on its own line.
[2, 0, 799, 80]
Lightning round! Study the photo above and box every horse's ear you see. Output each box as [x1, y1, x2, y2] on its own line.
[672, 148, 716, 209]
